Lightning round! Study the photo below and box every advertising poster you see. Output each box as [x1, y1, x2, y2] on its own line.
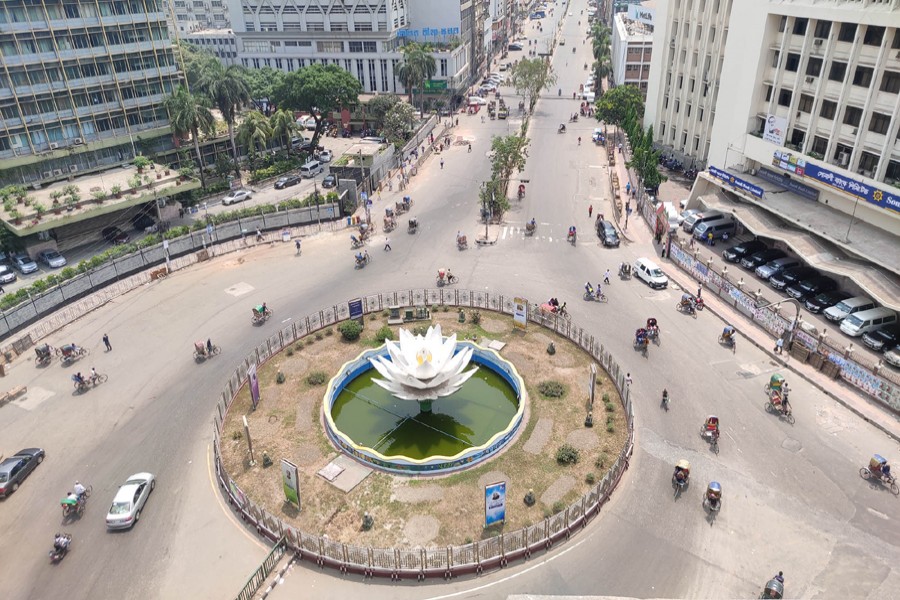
[281, 459, 301, 509]
[763, 114, 788, 146]
[513, 297, 528, 331]
[348, 298, 364, 324]
[484, 481, 507, 526]
[248, 363, 260, 410]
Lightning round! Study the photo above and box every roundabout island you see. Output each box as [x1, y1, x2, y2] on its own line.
[217, 294, 633, 563]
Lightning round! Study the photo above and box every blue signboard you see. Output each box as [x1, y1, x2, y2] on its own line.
[772, 151, 900, 215]
[709, 166, 765, 199]
[756, 167, 820, 201]
[398, 27, 460, 38]
[348, 298, 364, 322]
[484, 481, 507, 526]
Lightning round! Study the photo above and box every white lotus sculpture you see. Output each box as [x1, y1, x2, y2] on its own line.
[369, 324, 478, 407]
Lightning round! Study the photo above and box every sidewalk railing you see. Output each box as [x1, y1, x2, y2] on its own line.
[235, 535, 287, 600]
[666, 239, 900, 411]
[215, 289, 634, 581]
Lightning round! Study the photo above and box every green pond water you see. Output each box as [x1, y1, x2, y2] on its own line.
[330, 366, 519, 460]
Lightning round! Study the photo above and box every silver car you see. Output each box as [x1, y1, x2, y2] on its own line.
[11, 253, 38, 274]
[38, 249, 67, 268]
[106, 472, 155, 529]
[222, 189, 252, 206]
[0, 265, 16, 284]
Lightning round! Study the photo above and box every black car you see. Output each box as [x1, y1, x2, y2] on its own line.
[101, 226, 129, 245]
[130, 211, 156, 232]
[805, 290, 852, 314]
[862, 324, 900, 352]
[596, 220, 620, 247]
[723, 240, 767, 263]
[769, 266, 818, 291]
[274, 174, 301, 189]
[0, 448, 45, 497]
[508, 43, 524, 51]
[740, 248, 785, 269]
[786, 275, 838, 301]
[322, 174, 337, 189]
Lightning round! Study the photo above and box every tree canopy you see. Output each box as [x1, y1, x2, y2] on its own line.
[240, 66, 286, 103]
[396, 42, 437, 116]
[510, 59, 557, 112]
[366, 94, 402, 125]
[382, 102, 416, 146]
[595, 85, 644, 126]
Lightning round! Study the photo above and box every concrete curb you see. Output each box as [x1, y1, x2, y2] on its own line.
[664, 265, 900, 444]
[257, 552, 296, 600]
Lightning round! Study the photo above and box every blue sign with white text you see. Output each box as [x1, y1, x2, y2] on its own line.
[398, 27, 460, 38]
[756, 167, 820, 201]
[484, 481, 507, 526]
[709, 166, 765, 199]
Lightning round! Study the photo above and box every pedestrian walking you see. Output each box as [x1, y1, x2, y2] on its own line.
[440, 158, 444, 170]
[256, 229, 263, 242]
[625, 373, 633, 387]
[697, 286, 702, 299]
[775, 337, 784, 354]
[102, 334, 112, 352]
[455, 118, 459, 126]
[603, 269, 610, 285]
[468, 143, 472, 153]
[295, 239, 302, 255]
[588, 204, 593, 218]
[384, 236, 392, 251]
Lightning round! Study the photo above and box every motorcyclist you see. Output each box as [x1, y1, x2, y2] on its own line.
[53, 533, 69, 553]
[568, 225, 576, 239]
[577, 136, 581, 146]
[356, 251, 364, 263]
[662, 389, 669, 406]
[529, 217, 536, 228]
[558, 124, 566, 133]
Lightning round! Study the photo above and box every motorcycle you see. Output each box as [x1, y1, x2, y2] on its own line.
[49, 533, 72, 563]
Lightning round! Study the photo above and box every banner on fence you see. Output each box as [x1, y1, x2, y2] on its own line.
[513, 297, 528, 331]
[229, 477, 248, 508]
[248, 363, 261, 410]
[281, 459, 301, 509]
[484, 481, 507, 526]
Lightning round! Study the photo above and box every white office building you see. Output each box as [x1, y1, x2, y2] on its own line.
[610, 6, 654, 95]
[183, 28, 239, 65]
[646, 0, 900, 235]
[168, 0, 231, 33]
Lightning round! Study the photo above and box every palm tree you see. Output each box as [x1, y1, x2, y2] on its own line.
[237, 111, 273, 170]
[196, 61, 251, 175]
[397, 43, 437, 117]
[270, 109, 297, 156]
[164, 85, 215, 188]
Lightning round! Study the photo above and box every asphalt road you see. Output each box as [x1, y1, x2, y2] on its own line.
[1, 2, 898, 600]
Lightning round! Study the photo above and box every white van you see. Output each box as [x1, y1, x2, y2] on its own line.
[693, 217, 736, 241]
[633, 257, 668, 289]
[299, 160, 323, 178]
[824, 296, 877, 322]
[839, 307, 897, 337]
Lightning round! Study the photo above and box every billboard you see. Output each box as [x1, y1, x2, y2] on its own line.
[627, 4, 655, 27]
[281, 459, 300, 509]
[513, 297, 528, 331]
[248, 363, 260, 410]
[763, 115, 788, 146]
[484, 481, 507, 526]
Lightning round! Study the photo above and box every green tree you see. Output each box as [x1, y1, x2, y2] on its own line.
[163, 85, 215, 188]
[396, 43, 437, 117]
[271, 64, 362, 151]
[174, 41, 217, 89]
[510, 58, 558, 112]
[237, 111, 273, 170]
[595, 85, 645, 127]
[240, 66, 286, 104]
[196, 61, 252, 175]
[366, 94, 402, 126]
[270, 108, 298, 155]
[590, 24, 613, 96]
[480, 134, 529, 219]
[382, 102, 416, 146]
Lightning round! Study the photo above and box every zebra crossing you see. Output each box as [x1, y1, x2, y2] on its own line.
[499, 223, 592, 245]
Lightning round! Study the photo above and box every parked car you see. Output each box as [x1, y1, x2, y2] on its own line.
[677, 208, 700, 226]
[508, 42, 524, 51]
[318, 150, 333, 162]
[754, 256, 802, 280]
[0, 448, 45, 497]
[274, 174, 301, 189]
[722, 240, 767, 263]
[786, 275, 837, 301]
[741, 249, 786, 270]
[805, 290, 852, 314]
[596, 220, 620, 247]
[290, 136, 310, 149]
[862, 324, 900, 352]
[37, 249, 67, 268]
[222, 189, 252, 205]
[0, 265, 17, 284]
[769, 266, 818, 291]
[101, 226, 129, 245]
[322, 174, 337, 189]
[884, 345, 900, 368]
[11, 253, 38, 274]
[106, 472, 156, 530]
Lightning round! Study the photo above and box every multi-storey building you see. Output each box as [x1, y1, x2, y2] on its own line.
[226, 0, 473, 100]
[183, 28, 239, 65]
[0, 0, 181, 186]
[610, 7, 654, 96]
[168, 0, 231, 33]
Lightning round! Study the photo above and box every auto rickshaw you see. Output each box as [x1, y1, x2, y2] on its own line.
[704, 481, 722, 512]
[34, 343, 54, 366]
[761, 577, 784, 599]
[673, 459, 690, 492]
[457, 234, 468, 250]
[860, 454, 899, 494]
[701, 416, 720, 451]
[251, 304, 272, 324]
[384, 208, 396, 232]
[408, 217, 418, 234]
[634, 328, 649, 355]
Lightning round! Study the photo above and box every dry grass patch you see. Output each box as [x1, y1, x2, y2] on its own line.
[221, 312, 628, 548]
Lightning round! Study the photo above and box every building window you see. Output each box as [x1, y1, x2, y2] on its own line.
[368, 60, 376, 92]
[858, 151, 878, 174]
[332, 22, 348, 31]
[778, 15, 786, 33]
[785, 53, 800, 72]
[852, 66, 874, 87]
[881, 71, 900, 93]
[772, 50, 780, 68]
[813, 20, 832, 39]
[355, 21, 373, 31]
[893, 30, 900, 49]
[842, 106, 862, 126]
[317, 41, 343, 53]
[819, 100, 836, 119]
[828, 61, 847, 82]
[790, 129, 805, 147]
[777, 89, 792, 107]
[886, 160, 900, 181]
[792, 18, 808, 35]
[380, 59, 388, 91]
[699, 107, 704, 122]
[838, 23, 856, 42]
[363, 41, 376, 52]
[440, 59, 447, 77]
[764, 85, 773, 102]
[797, 94, 814, 113]
[863, 26, 885, 46]
[869, 112, 890, 134]
[806, 58, 822, 77]
[811, 136, 828, 155]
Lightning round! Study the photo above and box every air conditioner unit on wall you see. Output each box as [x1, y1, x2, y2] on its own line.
[814, 39, 823, 46]
[805, 76, 814, 83]
[68, 165, 78, 173]
[838, 152, 849, 167]
[53, 169, 63, 176]
[42, 171, 53, 179]
[851, 127, 858, 135]
[73, 137, 83, 145]
[49, 142, 59, 150]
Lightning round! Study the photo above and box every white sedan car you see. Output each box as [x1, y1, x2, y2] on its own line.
[106, 472, 155, 530]
[222, 189, 252, 205]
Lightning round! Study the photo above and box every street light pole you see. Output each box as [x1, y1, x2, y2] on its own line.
[843, 195, 861, 243]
